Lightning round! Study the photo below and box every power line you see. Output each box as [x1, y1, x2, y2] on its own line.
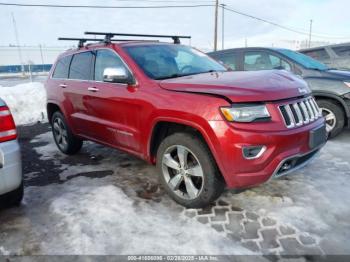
[223, 5, 350, 39]
[0, 2, 214, 9]
[1, 1, 349, 40]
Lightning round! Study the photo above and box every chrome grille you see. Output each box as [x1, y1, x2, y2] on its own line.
[279, 97, 321, 128]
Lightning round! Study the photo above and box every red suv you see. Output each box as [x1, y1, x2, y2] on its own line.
[45, 32, 326, 208]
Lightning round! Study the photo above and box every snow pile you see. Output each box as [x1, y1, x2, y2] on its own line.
[0, 82, 47, 125]
[21, 177, 250, 255]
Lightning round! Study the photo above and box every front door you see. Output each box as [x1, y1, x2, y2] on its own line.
[85, 49, 141, 151]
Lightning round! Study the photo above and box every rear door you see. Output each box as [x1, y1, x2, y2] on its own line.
[65, 51, 95, 136]
[85, 48, 141, 151]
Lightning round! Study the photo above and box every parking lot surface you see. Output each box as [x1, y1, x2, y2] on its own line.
[0, 123, 349, 257]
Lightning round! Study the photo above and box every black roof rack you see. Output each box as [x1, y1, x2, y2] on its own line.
[58, 37, 160, 48]
[84, 31, 191, 44]
[58, 37, 104, 48]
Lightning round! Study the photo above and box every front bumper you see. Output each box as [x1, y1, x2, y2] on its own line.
[208, 118, 326, 189]
[0, 140, 22, 195]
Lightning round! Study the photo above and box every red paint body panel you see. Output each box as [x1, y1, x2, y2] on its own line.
[45, 42, 325, 189]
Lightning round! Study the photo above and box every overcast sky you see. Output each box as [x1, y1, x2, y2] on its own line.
[0, 0, 349, 51]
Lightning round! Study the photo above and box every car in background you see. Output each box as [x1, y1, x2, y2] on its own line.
[0, 98, 23, 208]
[299, 43, 350, 71]
[208, 47, 350, 138]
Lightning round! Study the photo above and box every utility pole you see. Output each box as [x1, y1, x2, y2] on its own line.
[221, 3, 226, 50]
[39, 44, 45, 72]
[308, 19, 313, 48]
[11, 13, 25, 76]
[214, 0, 219, 51]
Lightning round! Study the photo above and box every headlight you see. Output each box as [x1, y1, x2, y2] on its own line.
[220, 104, 270, 122]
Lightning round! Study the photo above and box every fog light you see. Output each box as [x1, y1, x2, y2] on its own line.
[242, 145, 266, 159]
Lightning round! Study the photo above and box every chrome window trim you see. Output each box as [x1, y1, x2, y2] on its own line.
[50, 47, 138, 86]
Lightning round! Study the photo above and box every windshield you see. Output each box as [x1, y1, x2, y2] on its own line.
[123, 44, 227, 80]
[277, 49, 329, 71]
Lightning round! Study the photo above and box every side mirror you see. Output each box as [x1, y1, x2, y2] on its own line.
[103, 67, 134, 84]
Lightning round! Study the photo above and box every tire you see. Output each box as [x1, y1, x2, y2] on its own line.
[316, 99, 344, 139]
[51, 111, 83, 155]
[0, 182, 24, 208]
[156, 132, 225, 208]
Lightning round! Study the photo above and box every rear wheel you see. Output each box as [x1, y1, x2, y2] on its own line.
[51, 111, 83, 155]
[317, 99, 344, 139]
[156, 132, 225, 208]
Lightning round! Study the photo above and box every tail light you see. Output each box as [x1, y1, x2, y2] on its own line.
[0, 104, 17, 142]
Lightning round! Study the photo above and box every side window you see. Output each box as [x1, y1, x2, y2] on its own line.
[269, 54, 292, 71]
[244, 52, 271, 71]
[213, 53, 238, 70]
[303, 49, 330, 60]
[52, 55, 72, 79]
[94, 49, 128, 82]
[69, 52, 94, 80]
[332, 46, 350, 57]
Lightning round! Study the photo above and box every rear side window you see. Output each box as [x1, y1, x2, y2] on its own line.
[69, 52, 94, 80]
[212, 52, 238, 70]
[94, 49, 128, 81]
[52, 55, 72, 79]
[302, 49, 330, 60]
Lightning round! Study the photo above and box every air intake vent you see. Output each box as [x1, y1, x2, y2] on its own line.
[279, 97, 321, 128]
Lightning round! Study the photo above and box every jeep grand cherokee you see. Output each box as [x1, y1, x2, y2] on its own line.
[45, 32, 326, 208]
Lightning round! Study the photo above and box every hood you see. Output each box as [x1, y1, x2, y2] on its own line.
[159, 70, 310, 103]
[324, 69, 350, 80]
[305, 68, 350, 81]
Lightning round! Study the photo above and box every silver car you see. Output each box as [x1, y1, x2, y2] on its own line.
[0, 98, 23, 207]
[299, 43, 350, 71]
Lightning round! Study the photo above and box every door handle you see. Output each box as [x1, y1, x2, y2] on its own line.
[88, 87, 99, 92]
[59, 84, 67, 88]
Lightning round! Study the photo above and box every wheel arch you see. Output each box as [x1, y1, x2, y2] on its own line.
[47, 102, 62, 123]
[313, 92, 350, 127]
[148, 119, 226, 182]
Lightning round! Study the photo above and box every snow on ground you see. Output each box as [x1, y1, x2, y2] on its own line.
[27, 178, 250, 255]
[221, 132, 350, 253]
[1, 130, 251, 256]
[0, 82, 47, 125]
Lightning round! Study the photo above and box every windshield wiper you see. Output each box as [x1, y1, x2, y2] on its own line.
[155, 74, 183, 80]
[155, 70, 225, 80]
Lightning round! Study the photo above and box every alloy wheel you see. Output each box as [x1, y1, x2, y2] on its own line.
[53, 117, 68, 150]
[321, 107, 336, 133]
[161, 145, 204, 200]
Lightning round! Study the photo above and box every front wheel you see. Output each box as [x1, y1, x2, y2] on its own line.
[156, 132, 225, 208]
[51, 111, 83, 155]
[317, 99, 344, 139]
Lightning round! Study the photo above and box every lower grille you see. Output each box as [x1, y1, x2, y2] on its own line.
[279, 97, 321, 128]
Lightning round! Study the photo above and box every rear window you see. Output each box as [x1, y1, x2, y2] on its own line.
[69, 51, 94, 80]
[52, 55, 72, 79]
